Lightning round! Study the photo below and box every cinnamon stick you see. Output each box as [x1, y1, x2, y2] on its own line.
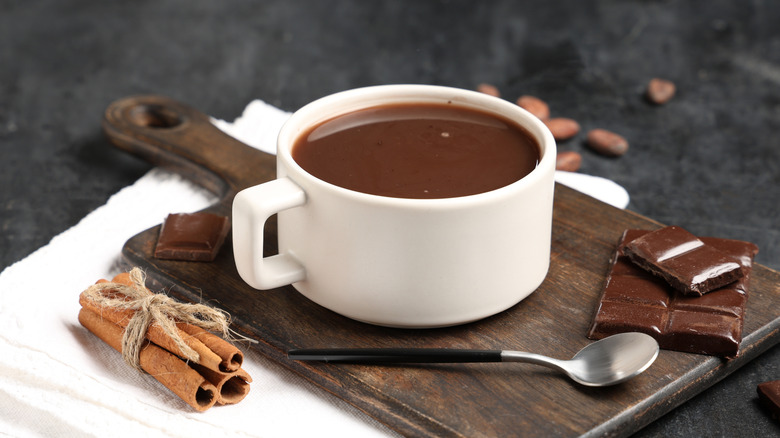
[190, 363, 252, 405]
[178, 323, 243, 372]
[78, 307, 218, 412]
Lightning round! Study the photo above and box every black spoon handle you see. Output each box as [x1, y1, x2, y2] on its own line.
[287, 348, 503, 364]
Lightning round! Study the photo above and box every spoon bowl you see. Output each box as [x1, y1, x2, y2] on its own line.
[502, 332, 660, 386]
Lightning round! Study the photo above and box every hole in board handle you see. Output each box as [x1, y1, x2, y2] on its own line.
[128, 104, 184, 129]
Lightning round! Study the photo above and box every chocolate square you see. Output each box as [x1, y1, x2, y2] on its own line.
[588, 229, 758, 358]
[602, 274, 671, 307]
[673, 288, 746, 318]
[665, 310, 742, 356]
[590, 301, 668, 337]
[154, 212, 230, 262]
[623, 225, 745, 296]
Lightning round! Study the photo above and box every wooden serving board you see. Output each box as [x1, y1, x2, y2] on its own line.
[103, 96, 780, 438]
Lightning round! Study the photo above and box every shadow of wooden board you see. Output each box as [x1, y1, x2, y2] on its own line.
[105, 95, 780, 438]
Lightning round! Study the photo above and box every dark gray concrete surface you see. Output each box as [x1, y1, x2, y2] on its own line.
[1, 1, 778, 436]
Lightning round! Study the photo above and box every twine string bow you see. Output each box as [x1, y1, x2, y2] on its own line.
[81, 268, 232, 371]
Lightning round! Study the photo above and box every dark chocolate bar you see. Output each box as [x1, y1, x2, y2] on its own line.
[154, 212, 230, 262]
[757, 380, 780, 422]
[588, 229, 758, 357]
[623, 225, 745, 296]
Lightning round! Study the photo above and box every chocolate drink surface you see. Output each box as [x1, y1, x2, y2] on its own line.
[291, 103, 540, 199]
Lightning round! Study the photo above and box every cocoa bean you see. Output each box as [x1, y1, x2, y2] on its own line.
[476, 83, 501, 98]
[544, 118, 580, 141]
[646, 78, 676, 104]
[555, 151, 582, 172]
[516, 95, 550, 120]
[586, 129, 629, 157]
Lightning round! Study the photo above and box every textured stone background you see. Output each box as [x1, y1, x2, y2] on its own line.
[2, 1, 778, 436]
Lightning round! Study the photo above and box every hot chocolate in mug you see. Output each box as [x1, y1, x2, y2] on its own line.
[232, 84, 556, 327]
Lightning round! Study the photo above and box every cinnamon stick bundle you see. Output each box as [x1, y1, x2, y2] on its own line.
[78, 307, 218, 411]
[78, 268, 252, 411]
[81, 275, 243, 373]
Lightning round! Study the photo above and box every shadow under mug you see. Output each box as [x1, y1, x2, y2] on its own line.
[232, 84, 556, 328]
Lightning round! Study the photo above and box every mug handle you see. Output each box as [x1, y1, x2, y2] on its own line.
[232, 177, 307, 289]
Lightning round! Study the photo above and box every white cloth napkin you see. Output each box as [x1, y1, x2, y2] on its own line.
[0, 99, 628, 438]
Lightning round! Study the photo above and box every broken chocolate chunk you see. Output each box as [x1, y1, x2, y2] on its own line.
[588, 229, 758, 358]
[757, 380, 780, 422]
[623, 225, 745, 296]
[154, 212, 230, 262]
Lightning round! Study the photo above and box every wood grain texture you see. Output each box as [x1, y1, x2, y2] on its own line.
[104, 96, 780, 438]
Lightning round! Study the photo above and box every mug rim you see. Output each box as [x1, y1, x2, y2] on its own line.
[276, 84, 556, 207]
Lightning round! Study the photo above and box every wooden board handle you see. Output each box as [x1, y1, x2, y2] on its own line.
[102, 95, 277, 207]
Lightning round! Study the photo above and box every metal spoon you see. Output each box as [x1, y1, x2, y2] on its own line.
[288, 332, 659, 387]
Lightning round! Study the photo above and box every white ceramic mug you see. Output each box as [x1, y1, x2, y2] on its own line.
[232, 84, 556, 328]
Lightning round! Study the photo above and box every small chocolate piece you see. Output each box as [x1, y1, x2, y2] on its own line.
[623, 225, 745, 296]
[588, 229, 758, 357]
[757, 380, 780, 422]
[154, 212, 230, 262]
